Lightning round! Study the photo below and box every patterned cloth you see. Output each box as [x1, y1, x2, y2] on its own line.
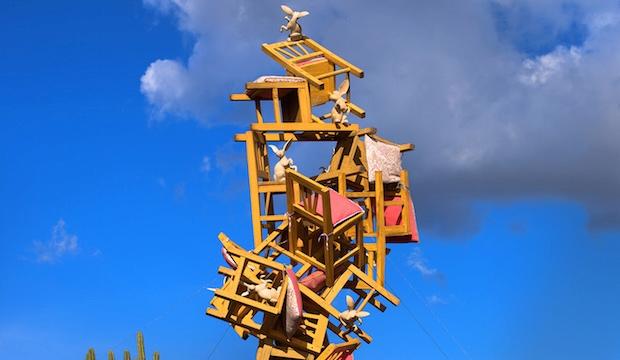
[364, 136, 402, 183]
[253, 75, 306, 83]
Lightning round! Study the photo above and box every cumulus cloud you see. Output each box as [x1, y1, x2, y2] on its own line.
[408, 249, 444, 282]
[141, 59, 192, 119]
[141, 0, 620, 235]
[33, 219, 78, 264]
[519, 46, 582, 85]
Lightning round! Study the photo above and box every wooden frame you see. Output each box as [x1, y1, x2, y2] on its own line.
[285, 169, 365, 287]
[207, 33, 417, 359]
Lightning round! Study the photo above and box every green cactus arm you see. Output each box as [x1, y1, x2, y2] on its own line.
[136, 331, 146, 360]
[86, 348, 96, 360]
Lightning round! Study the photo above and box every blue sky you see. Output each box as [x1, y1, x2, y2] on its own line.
[1, 1, 620, 359]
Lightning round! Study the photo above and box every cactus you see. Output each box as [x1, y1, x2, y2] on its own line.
[137, 331, 146, 360]
[86, 348, 96, 360]
[86, 331, 159, 360]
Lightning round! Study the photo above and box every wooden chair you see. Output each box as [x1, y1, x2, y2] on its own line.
[298, 264, 400, 344]
[314, 132, 416, 286]
[261, 39, 364, 116]
[211, 233, 288, 316]
[316, 339, 360, 360]
[230, 77, 313, 125]
[285, 169, 365, 287]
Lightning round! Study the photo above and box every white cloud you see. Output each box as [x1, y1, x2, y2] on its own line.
[426, 294, 448, 305]
[141, 59, 191, 120]
[33, 219, 78, 264]
[141, 1, 620, 235]
[408, 249, 443, 281]
[519, 46, 582, 86]
[201, 156, 211, 173]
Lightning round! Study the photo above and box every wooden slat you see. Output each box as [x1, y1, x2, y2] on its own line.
[303, 38, 364, 78]
[230, 93, 251, 101]
[259, 215, 287, 222]
[251, 122, 359, 133]
[285, 44, 303, 56]
[317, 67, 351, 80]
[294, 51, 324, 63]
[262, 43, 325, 89]
[276, 46, 296, 58]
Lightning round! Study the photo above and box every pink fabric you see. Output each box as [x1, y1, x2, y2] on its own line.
[300, 189, 364, 227]
[296, 56, 326, 67]
[221, 247, 238, 269]
[284, 267, 303, 339]
[299, 271, 326, 292]
[339, 351, 354, 360]
[384, 195, 420, 243]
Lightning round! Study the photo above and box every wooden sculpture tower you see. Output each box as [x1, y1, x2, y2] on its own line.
[206, 6, 420, 359]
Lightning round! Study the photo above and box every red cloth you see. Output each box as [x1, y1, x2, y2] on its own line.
[339, 351, 354, 360]
[300, 189, 364, 227]
[299, 271, 326, 292]
[384, 195, 420, 243]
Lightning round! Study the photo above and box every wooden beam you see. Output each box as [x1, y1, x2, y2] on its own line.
[303, 38, 364, 78]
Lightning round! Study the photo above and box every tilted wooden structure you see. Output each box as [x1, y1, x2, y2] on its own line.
[206, 11, 419, 359]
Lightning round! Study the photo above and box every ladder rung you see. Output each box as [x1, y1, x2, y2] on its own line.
[317, 67, 351, 80]
[293, 51, 324, 63]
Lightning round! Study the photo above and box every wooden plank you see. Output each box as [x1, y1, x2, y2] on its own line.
[293, 51, 324, 63]
[299, 284, 341, 319]
[348, 103, 366, 118]
[245, 131, 264, 247]
[246, 81, 305, 90]
[303, 38, 364, 78]
[276, 46, 296, 58]
[316, 67, 351, 80]
[253, 221, 288, 254]
[259, 214, 286, 222]
[262, 43, 325, 89]
[251, 122, 359, 133]
[255, 100, 263, 123]
[375, 171, 386, 286]
[235, 131, 364, 143]
[257, 182, 286, 193]
[347, 264, 400, 306]
[230, 93, 251, 101]
[285, 44, 303, 56]
[272, 88, 282, 123]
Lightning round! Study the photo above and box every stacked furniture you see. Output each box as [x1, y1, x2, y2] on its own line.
[206, 29, 419, 360]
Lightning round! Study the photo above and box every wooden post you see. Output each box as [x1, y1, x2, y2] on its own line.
[356, 221, 364, 269]
[255, 100, 263, 123]
[245, 131, 263, 247]
[375, 171, 386, 286]
[272, 88, 282, 123]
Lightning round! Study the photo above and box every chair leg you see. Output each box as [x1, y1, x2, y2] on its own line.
[324, 234, 335, 287]
[289, 217, 298, 265]
[356, 222, 364, 269]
